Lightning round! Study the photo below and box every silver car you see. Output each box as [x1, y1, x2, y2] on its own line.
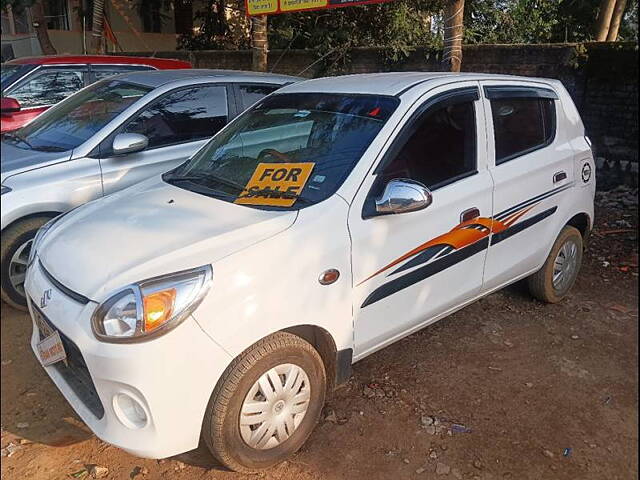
[0, 69, 299, 309]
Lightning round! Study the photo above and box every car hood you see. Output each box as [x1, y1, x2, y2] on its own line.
[1, 141, 71, 183]
[38, 177, 298, 301]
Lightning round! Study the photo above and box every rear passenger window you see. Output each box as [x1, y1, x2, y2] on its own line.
[92, 65, 154, 82]
[491, 98, 555, 164]
[379, 100, 477, 190]
[123, 85, 228, 149]
[238, 84, 279, 110]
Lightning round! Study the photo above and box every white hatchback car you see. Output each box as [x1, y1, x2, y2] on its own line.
[24, 73, 595, 472]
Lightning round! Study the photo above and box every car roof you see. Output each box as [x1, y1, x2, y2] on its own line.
[6, 55, 191, 69]
[115, 69, 302, 88]
[278, 72, 557, 97]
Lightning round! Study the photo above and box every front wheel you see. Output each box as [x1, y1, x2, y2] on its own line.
[202, 332, 326, 472]
[1, 217, 51, 310]
[527, 225, 583, 303]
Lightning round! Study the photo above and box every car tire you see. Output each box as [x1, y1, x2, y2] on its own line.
[1, 217, 52, 311]
[202, 332, 326, 472]
[527, 225, 583, 303]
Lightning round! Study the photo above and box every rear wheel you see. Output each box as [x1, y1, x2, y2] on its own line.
[1, 217, 51, 310]
[527, 225, 583, 303]
[202, 332, 326, 472]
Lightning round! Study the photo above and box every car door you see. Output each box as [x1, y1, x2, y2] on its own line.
[4, 65, 89, 127]
[480, 82, 575, 291]
[348, 83, 494, 358]
[97, 83, 231, 196]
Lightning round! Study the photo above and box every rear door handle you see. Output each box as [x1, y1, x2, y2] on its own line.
[554, 171, 567, 183]
[460, 207, 480, 223]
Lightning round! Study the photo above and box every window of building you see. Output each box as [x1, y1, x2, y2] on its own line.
[140, 0, 163, 33]
[490, 98, 556, 164]
[44, 0, 70, 30]
[122, 85, 228, 150]
[378, 99, 477, 190]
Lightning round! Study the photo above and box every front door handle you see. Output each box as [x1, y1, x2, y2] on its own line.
[460, 207, 480, 223]
[554, 171, 567, 183]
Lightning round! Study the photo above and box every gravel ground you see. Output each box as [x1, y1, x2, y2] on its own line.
[1, 198, 637, 480]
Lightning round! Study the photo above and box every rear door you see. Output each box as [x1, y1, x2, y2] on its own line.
[98, 83, 231, 195]
[481, 81, 575, 291]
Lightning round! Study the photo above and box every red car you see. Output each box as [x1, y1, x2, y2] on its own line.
[1, 55, 191, 133]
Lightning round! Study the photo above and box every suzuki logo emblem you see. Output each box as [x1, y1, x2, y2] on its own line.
[40, 289, 52, 308]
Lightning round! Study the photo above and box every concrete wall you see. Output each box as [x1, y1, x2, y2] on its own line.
[126, 43, 639, 167]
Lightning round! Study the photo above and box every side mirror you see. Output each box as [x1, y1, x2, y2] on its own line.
[375, 178, 433, 215]
[112, 133, 148, 155]
[1, 97, 21, 115]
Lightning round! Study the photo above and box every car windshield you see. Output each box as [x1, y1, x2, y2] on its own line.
[3, 79, 152, 152]
[1, 63, 34, 90]
[164, 92, 399, 210]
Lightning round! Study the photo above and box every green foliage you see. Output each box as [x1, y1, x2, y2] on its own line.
[267, 0, 443, 71]
[464, 0, 638, 43]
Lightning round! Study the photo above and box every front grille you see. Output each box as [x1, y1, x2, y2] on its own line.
[32, 303, 105, 419]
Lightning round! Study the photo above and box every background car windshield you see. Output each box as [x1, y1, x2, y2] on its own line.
[165, 92, 399, 209]
[5, 80, 152, 152]
[0, 64, 33, 90]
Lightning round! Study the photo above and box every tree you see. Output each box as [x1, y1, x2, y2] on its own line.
[251, 15, 268, 71]
[443, 0, 465, 71]
[1, 0, 57, 54]
[595, 0, 618, 39]
[606, 0, 629, 39]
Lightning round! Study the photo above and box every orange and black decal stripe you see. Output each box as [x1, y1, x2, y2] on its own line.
[360, 184, 571, 308]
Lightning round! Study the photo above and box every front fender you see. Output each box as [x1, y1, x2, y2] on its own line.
[192, 196, 354, 361]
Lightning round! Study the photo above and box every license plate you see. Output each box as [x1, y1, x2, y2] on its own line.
[37, 330, 67, 367]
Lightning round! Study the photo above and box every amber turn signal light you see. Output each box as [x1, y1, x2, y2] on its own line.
[143, 288, 176, 332]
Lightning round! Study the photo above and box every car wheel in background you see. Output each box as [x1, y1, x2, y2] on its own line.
[527, 225, 584, 304]
[1, 217, 51, 310]
[202, 332, 327, 472]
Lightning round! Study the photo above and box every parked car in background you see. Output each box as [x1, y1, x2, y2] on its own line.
[0, 55, 192, 133]
[1, 69, 300, 308]
[22, 73, 594, 471]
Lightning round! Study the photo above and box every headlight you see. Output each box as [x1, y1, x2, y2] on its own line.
[91, 265, 213, 343]
[1, 185, 11, 195]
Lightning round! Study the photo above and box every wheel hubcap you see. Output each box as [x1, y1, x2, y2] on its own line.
[239, 363, 311, 450]
[552, 239, 578, 291]
[8, 239, 32, 297]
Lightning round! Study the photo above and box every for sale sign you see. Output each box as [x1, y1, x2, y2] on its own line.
[246, 0, 394, 16]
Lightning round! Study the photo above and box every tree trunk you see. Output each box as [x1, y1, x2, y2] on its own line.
[251, 15, 268, 72]
[606, 0, 628, 40]
[91, 0, 106, 54]
[595, 0, 617, 41]
[30, 0, 57, 55]
[442, 0, 465, 72]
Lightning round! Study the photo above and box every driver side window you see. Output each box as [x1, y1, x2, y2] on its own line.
[379, 97, 477, 190]
[122, 84, 228, 150]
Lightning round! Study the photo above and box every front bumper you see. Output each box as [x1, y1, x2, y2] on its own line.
[25, 259, 232, 459]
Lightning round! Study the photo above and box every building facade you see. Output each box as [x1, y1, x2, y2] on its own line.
[1, 0, 192, 60]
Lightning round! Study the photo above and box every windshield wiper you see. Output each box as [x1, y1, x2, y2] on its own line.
[33, 145, 68, 152]
[3, 132, 32, 149]
[238, 187, 313, 206]
[166, 172, 248, 193]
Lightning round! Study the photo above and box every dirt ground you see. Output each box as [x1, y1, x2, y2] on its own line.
[1, 202, 637, 480]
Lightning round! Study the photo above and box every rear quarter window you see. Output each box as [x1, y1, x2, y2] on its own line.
[490, 97, 556, 164]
